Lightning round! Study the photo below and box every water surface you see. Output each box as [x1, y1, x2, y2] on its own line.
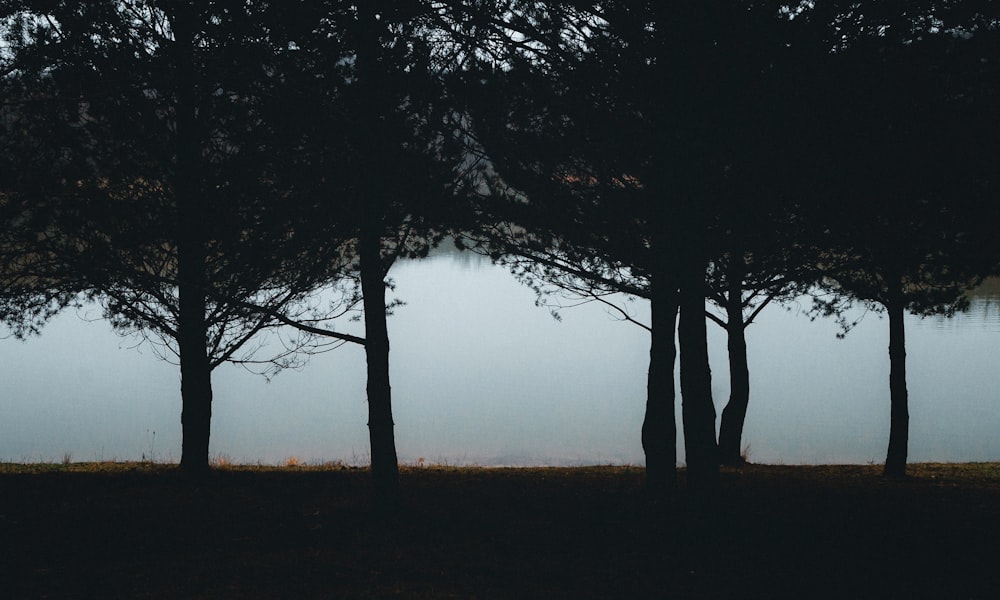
[2, 254, 998, 465]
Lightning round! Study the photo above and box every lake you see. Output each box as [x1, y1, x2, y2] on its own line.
[2, 251, 999, 466]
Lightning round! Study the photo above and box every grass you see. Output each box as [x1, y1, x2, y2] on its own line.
[2, 462, 999, 598]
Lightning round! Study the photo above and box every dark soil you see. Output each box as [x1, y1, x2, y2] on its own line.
[1, 462, 998, 599]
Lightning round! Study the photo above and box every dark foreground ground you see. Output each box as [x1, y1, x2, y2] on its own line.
[1, 462, 998, 599]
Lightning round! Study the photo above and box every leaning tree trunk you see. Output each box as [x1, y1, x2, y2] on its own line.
[883, 276, 909, 478]
[718, 258, 751, 465]
[679, 252, 719, 493]
[642, 275, 679, 496]
[175, 6, 213, 476]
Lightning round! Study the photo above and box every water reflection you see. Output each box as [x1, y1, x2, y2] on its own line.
[929, 301, 1000, 333]
[1, 255, 998, 465]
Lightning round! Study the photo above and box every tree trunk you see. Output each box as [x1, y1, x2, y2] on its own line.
[718, 258, 751, 465]
[360, 225, 400, 508]
[679, 252, 719, 492]
[642, 276, 679, 496]
[883, 277, 909, 478]
[174, 5, 213, 476]
[356, 3, 400, 510]
[178, 282, 213, 474]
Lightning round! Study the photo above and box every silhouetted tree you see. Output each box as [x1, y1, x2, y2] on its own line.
[454, 1, 681, 493]
[2, 2, 476, 505]
[244, 1, 480, 508]
[0, 1, 362, 474]
[796, 4, 1000, 477]
[705, 237, 816, 466]
[461, 1, 819, 493]
[700, 11, 825, 466]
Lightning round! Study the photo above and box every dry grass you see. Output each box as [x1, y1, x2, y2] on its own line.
[1, 462, 998, 598]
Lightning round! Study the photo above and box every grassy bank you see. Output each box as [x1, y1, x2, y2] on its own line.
[1, 462, 998, 598]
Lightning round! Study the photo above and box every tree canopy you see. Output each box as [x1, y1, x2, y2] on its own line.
[2, 0, 999, 496]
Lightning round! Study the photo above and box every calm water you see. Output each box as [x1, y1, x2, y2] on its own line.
[2, 253, 998, 466]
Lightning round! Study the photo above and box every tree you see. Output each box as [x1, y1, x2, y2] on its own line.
[797, 4, 1000, 477]
[0, 0, 361, 474]
[705, 239, 815, 466]
[2, 2, 476, 504]
[247, 1, 480, 507]
[460, 1, 821, 493]
[454, 1, 682, 494]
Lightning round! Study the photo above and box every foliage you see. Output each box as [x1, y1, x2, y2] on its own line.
[798, 3, 1000, 328]
[0, 1, 367, 374]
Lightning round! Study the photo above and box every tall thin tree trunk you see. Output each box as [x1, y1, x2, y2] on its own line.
[642, 276, 679, 496]
[679, 252, 719, 492]
[718, 258, 751, 465]
[174, 5, 213, 475]
[884, 276, 909, 478]
[360, 224, 400, 508]
[357, 3, 400, 510]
